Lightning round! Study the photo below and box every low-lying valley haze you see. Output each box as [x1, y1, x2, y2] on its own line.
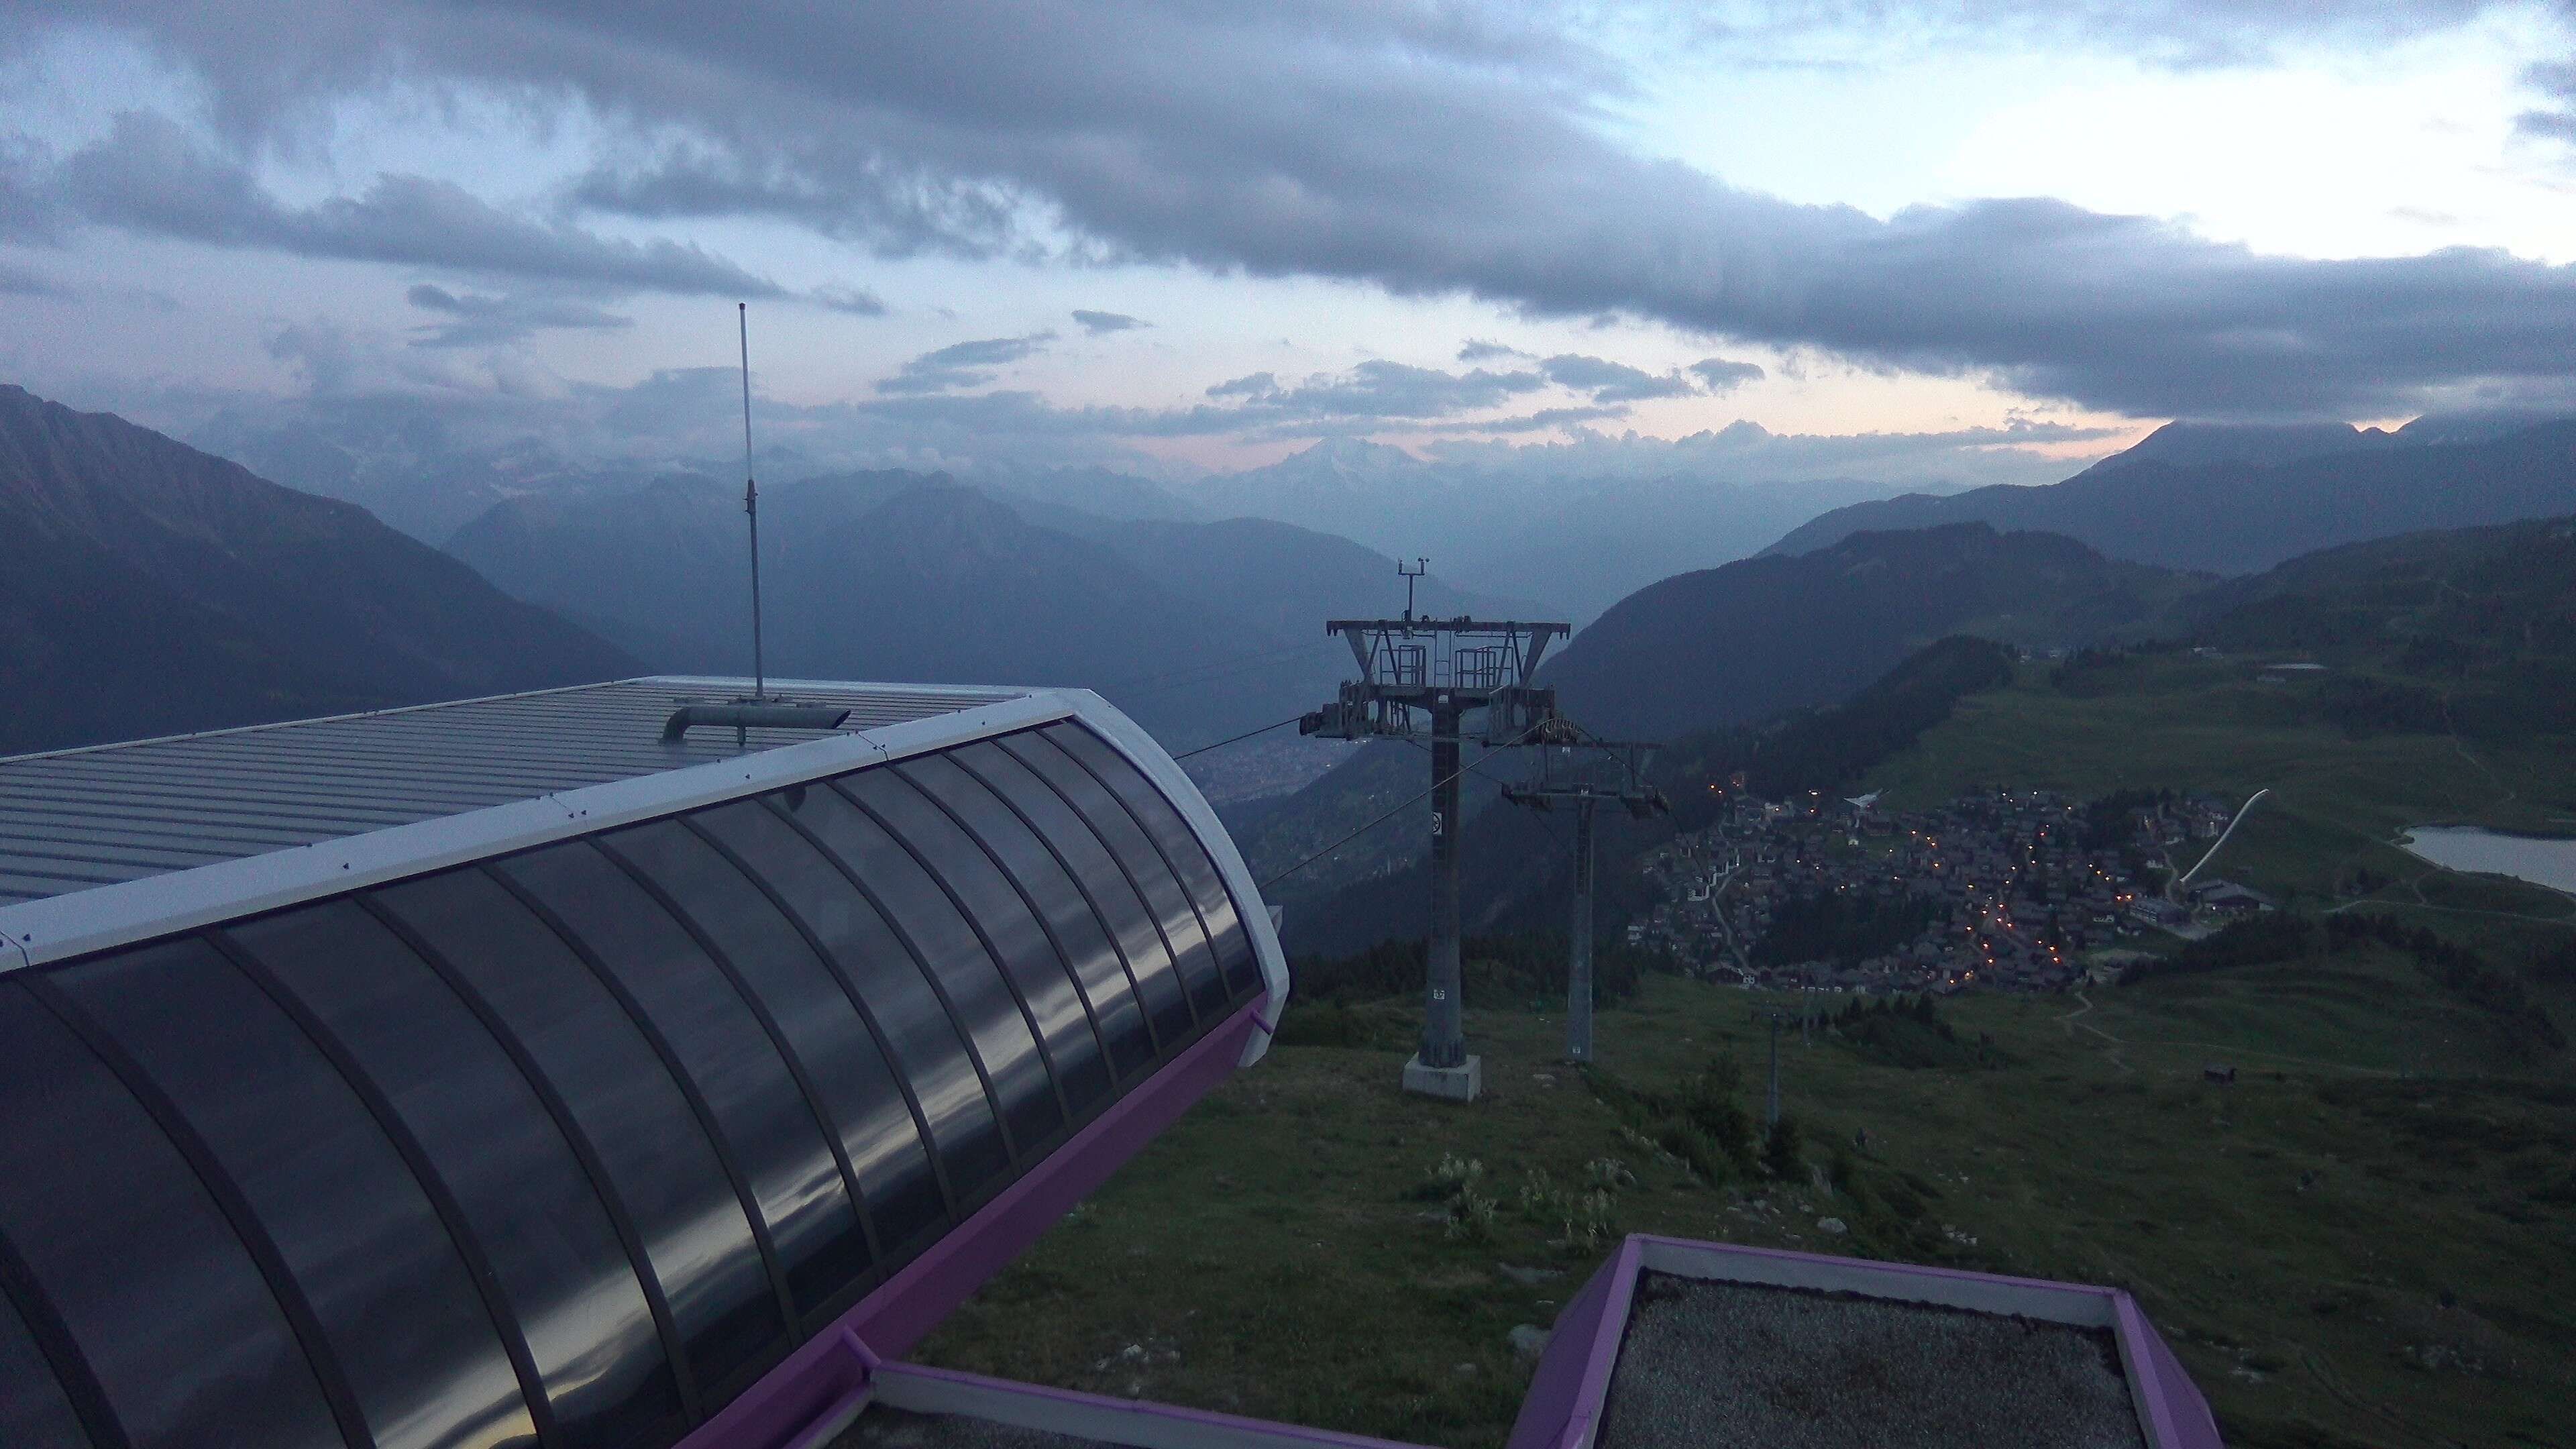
[3, 5, 2575, 1449]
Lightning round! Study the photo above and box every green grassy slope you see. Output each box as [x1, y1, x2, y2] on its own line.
[911, 967, 2574, 1449]
[907, 529, 2576, 1449]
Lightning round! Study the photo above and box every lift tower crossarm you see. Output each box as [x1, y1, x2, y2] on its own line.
[1303, 618, 1571, 749]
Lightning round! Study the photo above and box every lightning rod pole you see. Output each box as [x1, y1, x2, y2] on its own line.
[739, 302, 766, 702]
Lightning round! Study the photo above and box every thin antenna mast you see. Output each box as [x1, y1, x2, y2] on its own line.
[739, 302, 766, 702]
[1399, 556, 1427, 623]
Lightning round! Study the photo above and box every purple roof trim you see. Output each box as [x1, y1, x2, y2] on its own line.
[678, 1003, 1262, 1449]
[1630, 1234, 2123, 1301]
[2117, 1293, 2223, 1449]
[1502, 1239, 1631, 1449]
[874, 1362, 1434, 1449]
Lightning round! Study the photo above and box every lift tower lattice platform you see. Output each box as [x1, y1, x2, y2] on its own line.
[1301, 589, 1570, 1102]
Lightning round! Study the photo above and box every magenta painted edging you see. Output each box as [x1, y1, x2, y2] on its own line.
[678, 1004, 1262, 1449]
[877, 1362, 1434, 1449]
[2116, 1293, 2224, 1449]
[1511, 1234, 1645, 1449]
[1501, 1246, 1625, 1449]
[1631, 1234, 2127, 1301]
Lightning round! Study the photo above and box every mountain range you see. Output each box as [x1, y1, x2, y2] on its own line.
[2178, 513, 2576, 741]
[445, 470, 1527, 747]
[1767, 418, 2576, 574]
[1537, 523, 2203, 740]
[15, 374, 2575, 788]
[1269, 501, 2576, 955]
[1184, 436, 1926, 623]
[0, 384, 639, 755]
[195, 397, 1966, 627]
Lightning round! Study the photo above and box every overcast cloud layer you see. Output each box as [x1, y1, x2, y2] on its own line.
[3, 0, 2574, 447]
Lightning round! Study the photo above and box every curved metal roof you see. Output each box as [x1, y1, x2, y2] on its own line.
[0, 677, 1020, 906]
[0, 686, 1285, 1449]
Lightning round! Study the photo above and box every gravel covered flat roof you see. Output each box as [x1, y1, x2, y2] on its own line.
[1597, 1273, 2147, 1449]
[833, 1405, 1135, 1449]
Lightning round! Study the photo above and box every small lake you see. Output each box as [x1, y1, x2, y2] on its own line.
[2398, 826, 2576, 897]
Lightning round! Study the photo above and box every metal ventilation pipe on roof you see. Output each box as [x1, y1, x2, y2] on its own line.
[661, 703, 851, 740]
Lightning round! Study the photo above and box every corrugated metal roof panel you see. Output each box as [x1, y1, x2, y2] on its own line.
[0, 676, 1022, 906]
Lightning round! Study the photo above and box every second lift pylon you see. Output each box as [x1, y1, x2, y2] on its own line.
[1502, 740, 1670, 1065]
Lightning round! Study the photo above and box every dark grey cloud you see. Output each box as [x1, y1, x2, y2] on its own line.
[72, 348, 2127, 507]
[263, 319, 368, 394]
[1072, 309, 1147, 333]
[1205, 360, 1546, 421]
[875, 331, 1055, 394]
[0, 261, 63, 297]
[15, 3, 2576, 418]
[1456, 339, 1529, 362]
[2520, 59, 2576, 142]
[1466, 403, 1636, 433]
[1419, 413, 2130, 484]
[1690, 356, 1766, 392]
[1664, 1, 2511, 69]
[0, 137, 66, 242]
[569, 138, 1028, 260]
[44, 111, 787, 297]
[1539, 353, 1697, 402]
[403, 283, 631, 347]
[814, 283, 888, 315]
[861, 356, 1571, 443]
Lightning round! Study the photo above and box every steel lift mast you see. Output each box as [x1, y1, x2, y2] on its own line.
[1502, 741, 1669, 1064]
[1301, 566, 1570, 1102]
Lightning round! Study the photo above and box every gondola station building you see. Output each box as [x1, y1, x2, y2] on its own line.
[0, 678, 2220, 1449]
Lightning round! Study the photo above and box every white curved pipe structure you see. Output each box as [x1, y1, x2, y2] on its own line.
[2170, 788, 2270, 900]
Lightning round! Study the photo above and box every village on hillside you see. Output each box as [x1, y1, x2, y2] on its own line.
[1629, 787, 2272, 994]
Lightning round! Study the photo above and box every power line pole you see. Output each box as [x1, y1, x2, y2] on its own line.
[1751, 1004, 1801, 1128]
[1570, 796, 1592, 1061]
[1503, 741, 1668, 1064]
[1302, 564, 1568, 1102]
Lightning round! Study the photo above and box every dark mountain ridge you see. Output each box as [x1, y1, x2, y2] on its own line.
[2076, 419, 2381, 476]
[2174, 513, 2576, 741]
[1188, 437, 1920, 624]
[444, 472, 1513, 747]
[1538, 522, 2202, 741]
[1767, 419, 2576, 574]
[0, 384, 639, 755]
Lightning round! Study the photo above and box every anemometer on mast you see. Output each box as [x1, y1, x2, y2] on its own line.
[1398, 556, 1427, 623]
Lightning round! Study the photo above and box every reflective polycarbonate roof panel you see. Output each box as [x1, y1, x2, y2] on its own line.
[0, 678, 1022, 906]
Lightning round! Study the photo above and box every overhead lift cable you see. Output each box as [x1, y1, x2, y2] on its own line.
[1172, 716, 1307, 761]
[1258, 722, 1544, 890]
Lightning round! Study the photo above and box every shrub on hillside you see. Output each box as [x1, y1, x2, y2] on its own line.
[1588, 1054, 1762, 1185]
[1763, 1113, 1805, 1181]
[2325, 914, 2566, 1055]
[2121, 914, 2316, 983]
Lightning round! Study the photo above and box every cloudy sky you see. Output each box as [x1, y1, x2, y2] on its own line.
[3, 1, 2573, 482]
